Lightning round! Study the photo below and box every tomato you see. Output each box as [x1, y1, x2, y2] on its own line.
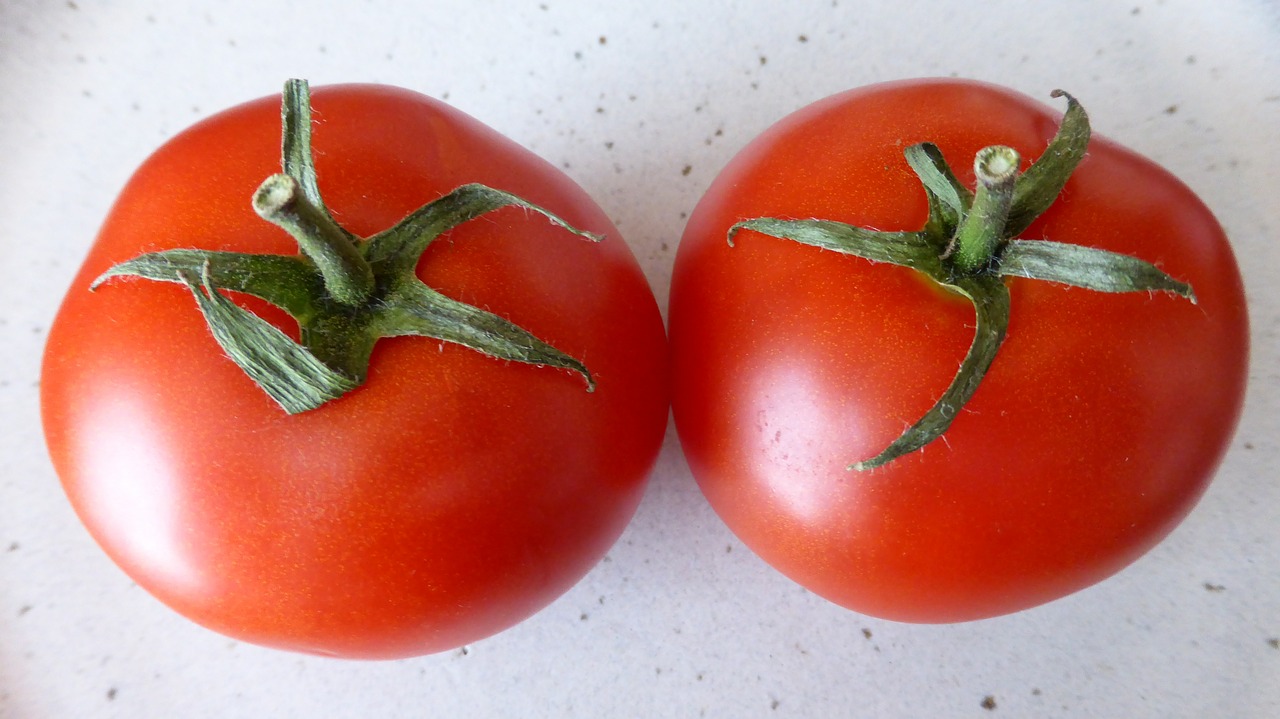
[41, 82, 669, 658]
[669, 78, 1248, 622]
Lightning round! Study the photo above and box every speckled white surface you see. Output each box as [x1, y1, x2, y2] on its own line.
[2, 1, 1278, 717]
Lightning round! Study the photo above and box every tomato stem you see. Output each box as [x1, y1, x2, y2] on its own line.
[253, 173, 375, 307]
[947, 145, 1020, 276]
[727, 91, 1198, 470]
[91, 79, 600, 413]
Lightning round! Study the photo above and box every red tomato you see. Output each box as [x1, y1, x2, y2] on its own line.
[669, 79, 1248, 622]
[42, 83, 669, 658]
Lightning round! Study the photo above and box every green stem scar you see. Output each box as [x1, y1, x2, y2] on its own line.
[91, 79, 600, 413]
[728, 90, 1195, 470]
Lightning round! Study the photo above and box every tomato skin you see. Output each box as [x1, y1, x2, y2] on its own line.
[41, 85, 669, 658]
[670, 79, 1249, 622]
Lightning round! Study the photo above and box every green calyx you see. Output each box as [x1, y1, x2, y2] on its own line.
[92, 79, 599, 414]
[728, 90, 1195, 471]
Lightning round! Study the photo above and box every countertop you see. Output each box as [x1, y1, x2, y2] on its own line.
[1, 1, 1277, 717]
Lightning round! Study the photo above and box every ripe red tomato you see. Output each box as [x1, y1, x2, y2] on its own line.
[669, 79, 1248, 622]
[42, 83, 668, 658]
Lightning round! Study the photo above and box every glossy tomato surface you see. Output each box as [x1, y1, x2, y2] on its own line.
[42, 84, 669, 658]
[669, 79, 1248, 622]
